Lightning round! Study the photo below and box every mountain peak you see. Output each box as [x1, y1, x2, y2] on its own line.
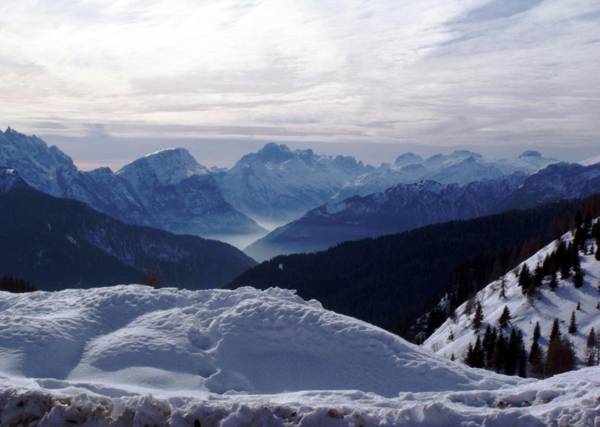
[394, 152, 423, 166]
[255, 143, 294, 163]
[118, 147, 208, 186]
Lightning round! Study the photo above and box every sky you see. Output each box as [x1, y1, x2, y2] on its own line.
[0, 0, 599, 168]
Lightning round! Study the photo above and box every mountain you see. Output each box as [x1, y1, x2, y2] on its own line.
[117, 149, 264, 238]
[333, 149, 557, 201]
[231, 196, 600, 337]
[424, 219, 600, 375]
[218, 143, 371, 225]
[497, 162, 600, 211]
[246, 175, 525, 261]
[0, 128, 263, 241]
[247, 162, 600, 261]
[0, 169, 256, 290]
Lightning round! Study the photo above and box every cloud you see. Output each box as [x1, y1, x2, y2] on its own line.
[0, 0, 597, 155]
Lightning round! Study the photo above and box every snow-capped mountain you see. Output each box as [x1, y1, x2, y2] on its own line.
[246, 162, 600, 261]
[117, 149, 264, 238]
[218, 143, 557, 227]
[0, 129, 263, 241]
[218, 143, 372, 225]
[246, 175, 525, 261]
[0, 170, 255, 289]
[1, 285, 599, 426]
[424, 222, 600, 371]
[497, 162, 600, 211]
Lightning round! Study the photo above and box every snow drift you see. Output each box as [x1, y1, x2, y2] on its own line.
[0, 285, 519, 399]
[1, 285, 599, 425]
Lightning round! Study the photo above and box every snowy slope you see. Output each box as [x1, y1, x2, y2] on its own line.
[424, 230, 600, 364]
[0, 285, 521, 399]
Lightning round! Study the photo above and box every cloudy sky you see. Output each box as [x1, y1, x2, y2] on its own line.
[1, 0, 599, 168]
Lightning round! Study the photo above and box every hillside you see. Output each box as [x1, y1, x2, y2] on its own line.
[231, 196, 600, 337]
[246, 176, 524, 261]
[424, 218, 600, 375]
[0, 169, 255, 289]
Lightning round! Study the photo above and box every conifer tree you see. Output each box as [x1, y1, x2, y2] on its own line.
[472, 301, 484, 331]
[533, 322, 541, 342]
[549, 319, 561, 343]
[493, 333, 507, 373]
[573, 265, 584, 288]
[518, 264, 531, 294]
[568, 311, 577, 334]
[586, 328, 597, 366]
[498, 305, 511, 329]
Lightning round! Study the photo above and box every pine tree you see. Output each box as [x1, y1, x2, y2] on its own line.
[573, 265, 584, 288]
[586, 328, 597, 366]
[533, 322, 541, 342]
[499, 275, 507, 299]
[518, 264, 531, 294]
[498, 305, 511, 329]
[568, 311, 577, 334]
[450, 353, 455, 362]
[472, 302, 483, 331]
[529, 322, 544, 377]
[493, 333, 507, 373]
[596, 243, 600, 261]
[518, 344, 528, 378]
[549, 319, 561, 343]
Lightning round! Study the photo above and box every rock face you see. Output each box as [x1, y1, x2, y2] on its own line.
[0, 129, 264, 240]
[0, 170, 256, 289]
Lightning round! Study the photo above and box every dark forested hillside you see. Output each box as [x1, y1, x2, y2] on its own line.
[230, 195, 600, 340]
[0, 170, 256, 290]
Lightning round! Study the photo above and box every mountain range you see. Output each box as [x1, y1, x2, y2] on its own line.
[0, 168, 255, 290]
[0, 128, 264, 244]
[0, 128, 563, 245]
[247, 162, 600, 261]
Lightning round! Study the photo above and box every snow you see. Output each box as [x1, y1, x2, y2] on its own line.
[0, 285, 599, 425]
[0, 285, 519, 398]
[582, 155, 600, 166]
[1, 368, 599, 426]
[424, 230, 600, 364]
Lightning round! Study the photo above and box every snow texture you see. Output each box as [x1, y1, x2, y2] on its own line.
[0, 285, 598, 425]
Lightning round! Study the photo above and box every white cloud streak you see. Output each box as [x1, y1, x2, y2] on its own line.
[0, 0, 598, 149]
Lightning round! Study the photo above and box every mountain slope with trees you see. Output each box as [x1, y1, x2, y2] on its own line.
[231, 195, 600, 338]
[0, 169, 256, 290]
[424, 213, 600, 378]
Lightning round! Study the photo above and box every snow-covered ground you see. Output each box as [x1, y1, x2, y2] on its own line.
[1, 285, 599, 425]
[424, 232, 600, 364]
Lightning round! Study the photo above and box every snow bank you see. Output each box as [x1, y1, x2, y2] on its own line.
[0, 285, 520, 399]
[1, 368, 599, 426]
